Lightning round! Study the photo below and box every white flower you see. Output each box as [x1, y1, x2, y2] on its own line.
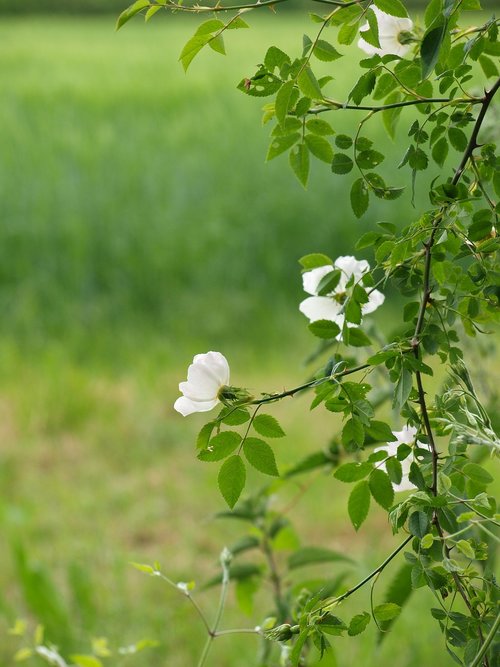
[358, 7, 414, 58]
[299, 255, 385, 330]
[375, 425, 419, 493]
[174, 351, 230, 417]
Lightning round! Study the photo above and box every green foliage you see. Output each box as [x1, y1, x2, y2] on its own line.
[8, 2, 500, 666]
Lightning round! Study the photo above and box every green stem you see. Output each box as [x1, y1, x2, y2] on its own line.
[470, 611, 500, 667]
[317, 535, 412, 613]
[252, 361, 371, 405]
[311, 96, 475, 114]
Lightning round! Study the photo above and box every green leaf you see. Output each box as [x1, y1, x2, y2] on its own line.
[314, 40, 342, 62]
[299, 253, 333, 269]
[70, 657, 103, 667]
[305, 134, 334, 163]
[366, 420, 395, 442]
[317, 269, 341, 295]
[432, 136, 449, 167]
[338, 22, 360, 46]
[253, 414, 286, 438]
[275, 81, 295, 126]
[373, 0, 409, 18]
[219, 407, 250, 426]
[335, 134, 353, 149]
[350, 178, 369, 218]
[265, 46, 291, 72]
[297, 66, 322, 99]
[357, 150, 385, 169]
[198, 431, 241, 462]
[179, 35, 211, 72]
[463, 463, 493, 486]
[348, 612, 371, 636]
[342, 418, 365, 448]
[479, 54, 499, 78]
[195, 19, 225, 35]
[382, 91, 403, 139]
[386, 457, 403, 485]
[347, 328, 372, 347]
[226, 15, 250, 30]
[348, 480, 371, 530]
[116, 0, 149, 30]
[334, 462, 373, 483]
[373, 602, 401, 622]
[448, 127, 468, 152]
[145, 5, 161, 21]
[289, 143, 310, 187]
[455, 540, 475, 559]
[308, 320, 341, 340]
[409, 511, 429, 538]
[243, 438, 279, 476]
[218, 456, 246, 508]
[288, 546, 353, 570]
[331, 153, 354, 175]
[306, 118, 334, 136]
[266, 133, 301, 161]
[196, 421, 216, 449]
[208, 34, 225, 55]
[421, 533, 434, 549]
[421, 23, 447, 80]
[393, 368, 412, 409]
[369, 469, 395, 510]
[349, 71, 377, 105]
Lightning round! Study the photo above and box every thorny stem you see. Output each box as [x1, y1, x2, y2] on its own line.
[410, 76, 500, 667]
[251, 361, 372, 405]
[311, 96, 477, 114]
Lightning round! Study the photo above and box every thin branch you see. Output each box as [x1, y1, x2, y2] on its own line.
[316, 535, 412, 613]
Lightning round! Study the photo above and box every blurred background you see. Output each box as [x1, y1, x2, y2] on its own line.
[0, 3, 495, 665]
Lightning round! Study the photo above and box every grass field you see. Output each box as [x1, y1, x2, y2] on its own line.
[0, 13, 490, 666]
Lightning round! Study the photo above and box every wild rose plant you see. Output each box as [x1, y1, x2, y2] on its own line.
[16, 1, 497, 666]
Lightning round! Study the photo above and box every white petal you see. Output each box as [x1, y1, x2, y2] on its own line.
[302, 265, 334, 296]
[193, 351, 230, 386]
[362, 289, 385, 315]
[183, 365, 220, 400]
[359, 8, 414, 57]
[357, 37, 381, 56]
[174, 396, 219, 416]
[299, 296, 343, 323]
[334, 255, 369, 291]
[391, 425, 418, 445]
[374, 442, 415, 493]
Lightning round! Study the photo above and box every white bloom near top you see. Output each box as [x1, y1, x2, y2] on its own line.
[375, 425, 419, 492]
[174, 351, 230, 416]
[299, 255, 385, 329]
[358, 7, 414, 57]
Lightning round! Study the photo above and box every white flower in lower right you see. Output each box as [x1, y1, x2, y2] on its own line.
[375, 425, 422, 493]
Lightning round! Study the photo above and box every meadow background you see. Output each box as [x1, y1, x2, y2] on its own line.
[0, 8, 495, 666]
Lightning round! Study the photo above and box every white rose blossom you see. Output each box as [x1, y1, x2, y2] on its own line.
[375, 425, 424, 493]
[299, 255, 385, 332]
[174, 351, 230, 417]
[358, 7, 414, 58]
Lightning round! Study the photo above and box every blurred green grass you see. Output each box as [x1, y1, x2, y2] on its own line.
[0, 14, 473, 666]
[0, 14, 424, 360]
